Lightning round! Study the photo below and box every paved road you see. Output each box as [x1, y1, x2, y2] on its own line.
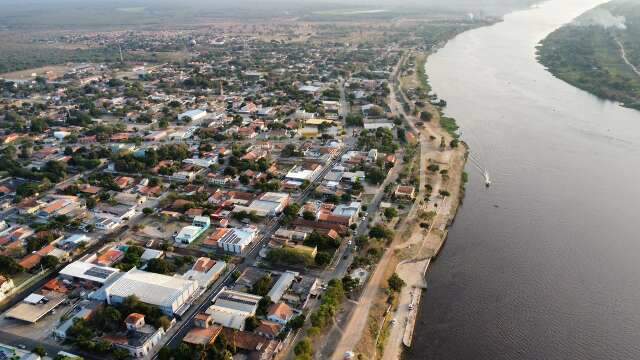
[0, 329, 100, 360]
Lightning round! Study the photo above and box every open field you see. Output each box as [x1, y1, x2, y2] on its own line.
[0, 65, 71, 80]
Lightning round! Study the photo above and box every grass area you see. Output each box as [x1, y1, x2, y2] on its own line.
[415, 53, 431, 94]
[537, 1, 640, 110]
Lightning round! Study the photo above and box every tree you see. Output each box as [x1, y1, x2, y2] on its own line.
[146, 258, 176, 275]
[86, 197, 97, 209]
[287, 314, 305, 330]
[388, 273, 405, 292]
[0, 255, 23, 275]
[40, 255, 59, 269]
[251, 275, 272, 296]
[244, 316, 260, 332]
[314, 252, 332, 266]
[294, 338, 313, 357]
[92, 306, 123, 333]
[369, 225, 393, 240]
[420, 111, 432, 122]
[156, 316, 172, 330]
[257, 296, 273, 317]
[345, 113, 364, 127]
[281, 144, 299, 157]
[384, 207, 398, 219]
[143, 207, 154, 215]
[342, 275, 359, 293]
[365, 166, 386, 185]
[32, 346, 46, 357]
[302, 211, 316, 221]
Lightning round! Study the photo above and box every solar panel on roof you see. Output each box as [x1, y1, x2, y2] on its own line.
[217, 293, 259, 306]
[84, 266, 115, 279]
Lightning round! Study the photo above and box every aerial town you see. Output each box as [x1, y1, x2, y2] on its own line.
[0, 17, 472, 360]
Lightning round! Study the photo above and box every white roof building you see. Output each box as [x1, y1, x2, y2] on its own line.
[103, 268, 198, 316]
[175, 216, 210, 244]
[175, 226, 204, 244]
[267, 271, 299, 303]
[285, 166, 318, 182]
[299, 85, 321, 93]
[178, 109, 207, 122]
[243, 192, 290, 217]
[140, 248, 164, 262]
[206, 288, 262, 330]
[59, 261, 120, 284]
[181, 257, 227, 288]
[216, 226, 258, 254]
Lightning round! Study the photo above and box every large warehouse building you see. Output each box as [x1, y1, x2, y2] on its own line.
[102, 268, 198, 316]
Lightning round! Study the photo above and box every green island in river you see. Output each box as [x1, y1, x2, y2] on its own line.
[537, 0, 640, 110]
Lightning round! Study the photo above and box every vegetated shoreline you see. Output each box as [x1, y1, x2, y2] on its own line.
[536, 1, 640, 111]
[363, 45, 471, 359]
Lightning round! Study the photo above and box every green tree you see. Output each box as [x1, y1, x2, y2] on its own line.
[388, 273, 405, 292]
[32, 346, 46, 357]
[0, 255, 23, 276]
[294, 338, 313, 357]
[251, 275, 272, 296]
[244, 316, 260, 332]
[146, 258, 176, 275]
[302, 211, 316, 221]
[384, 207, 398, 219]
[40, 255, 59, 269]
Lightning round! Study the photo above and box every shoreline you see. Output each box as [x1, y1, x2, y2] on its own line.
[371, 48, 470, 360]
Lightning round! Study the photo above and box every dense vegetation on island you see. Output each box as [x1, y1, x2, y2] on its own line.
[537, 1, 640, 110]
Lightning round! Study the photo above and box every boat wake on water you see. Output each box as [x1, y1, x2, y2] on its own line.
[468, 152, 492, 187]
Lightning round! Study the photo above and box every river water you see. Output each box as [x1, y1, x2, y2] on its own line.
[408, 1, 640, 359]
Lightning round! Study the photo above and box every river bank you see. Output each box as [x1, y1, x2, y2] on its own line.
[378, 50, 468, 360]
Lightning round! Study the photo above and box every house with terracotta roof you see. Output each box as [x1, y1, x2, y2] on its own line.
[267, 302, 294, 325]
[114, 176, 135, 189]
[37, 197, 80, 219]
[255, 320, 283, 339]
[95, 248, 125, 267]
[394, 185, 416, 200]
[221, 328, 282, 360]
[19, 253, 42, 271]
[79, 184, 102, 195]
[42, 278, 68, 294]
[16, 197, 43, 215]
[183, 313, 223, 347]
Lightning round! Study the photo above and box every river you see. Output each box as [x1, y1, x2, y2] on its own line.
[408, 0, 640, 359]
